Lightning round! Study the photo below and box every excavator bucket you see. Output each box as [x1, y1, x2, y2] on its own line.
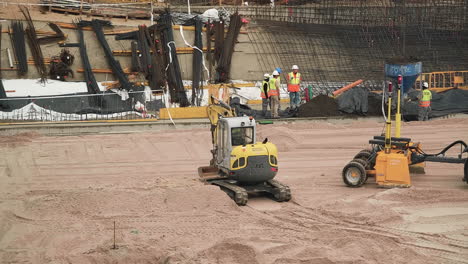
[198, 166, 223, 181]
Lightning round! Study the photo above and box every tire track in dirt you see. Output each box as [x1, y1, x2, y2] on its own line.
[244, 200, 467, 263]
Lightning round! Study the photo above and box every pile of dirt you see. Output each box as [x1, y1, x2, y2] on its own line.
[367, 93, 383, 116]
[298, 95, 341, 117]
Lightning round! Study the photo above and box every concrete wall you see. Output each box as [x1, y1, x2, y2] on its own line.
[0, 19, 262, 83]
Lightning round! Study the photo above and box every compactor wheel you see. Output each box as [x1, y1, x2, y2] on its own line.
[342, 161, 367, 187]
[354, 149, 375, 169]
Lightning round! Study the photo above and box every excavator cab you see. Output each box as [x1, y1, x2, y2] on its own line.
[198, 97, 291, 205]
[213, 116, 278, 184]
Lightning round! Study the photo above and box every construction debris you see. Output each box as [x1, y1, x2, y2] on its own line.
[49, 49, 74, 81]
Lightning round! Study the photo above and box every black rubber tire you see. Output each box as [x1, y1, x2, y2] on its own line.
[352, 158, 368, 169]
[354, 149, 376, 170]
[342, 161, 367, 187]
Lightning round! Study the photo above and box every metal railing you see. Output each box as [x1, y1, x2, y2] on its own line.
[415, 70, 468, 91]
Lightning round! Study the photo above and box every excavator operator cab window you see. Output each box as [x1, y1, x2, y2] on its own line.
[231, 127, 254, 146]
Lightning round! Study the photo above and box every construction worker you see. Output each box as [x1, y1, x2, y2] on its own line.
[269, 71, 280, 118]
[260, 73, 270, 116]
[287, 65, 302, 109]
[275, 67, 282, 112]
[418, 82, 432, 121]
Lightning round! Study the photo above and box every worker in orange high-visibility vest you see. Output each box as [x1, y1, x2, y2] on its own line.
[287, 65, 302, 110]
[260, 73, 270, 116]
[418, 82, 432, 121]
[268, 71, 280, 118]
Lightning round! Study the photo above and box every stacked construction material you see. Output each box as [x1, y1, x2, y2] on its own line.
[10, 21, 28, 76]
[215, 12, 243, 83]
[77, 20, 100, 95]
[0, 25, 6, 101]
[130, 41, 140, 72]
[113, 25, 165, 93]
[136, 25, 152, 79]
[190, 17, 204, 106]
[40, 0, 92, 10]
[158, 12, 190, 106]
[37, 23, 66, 44]
[20, 6, 48, 83]
[87, 19, 133, 91]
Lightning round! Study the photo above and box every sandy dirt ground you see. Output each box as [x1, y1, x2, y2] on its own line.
[1, 117, 468, 263]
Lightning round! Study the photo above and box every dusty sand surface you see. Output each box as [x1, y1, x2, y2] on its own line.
[1, 117, 468, 263]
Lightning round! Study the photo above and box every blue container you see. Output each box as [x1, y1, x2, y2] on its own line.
[384, 61, 422, 93]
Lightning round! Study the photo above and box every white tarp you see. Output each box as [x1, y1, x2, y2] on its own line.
[0, 102, 142, 121]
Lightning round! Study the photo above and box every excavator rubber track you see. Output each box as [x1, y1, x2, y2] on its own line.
[266, 179, 292, 202]
[207, 178, 291, 206]
[210, 180, 249, 206]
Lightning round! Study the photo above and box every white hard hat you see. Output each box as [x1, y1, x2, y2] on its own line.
[292, 65, 299, 70]
[264, 73, 270, 78]
[423, 82, 429, 88]
[272, 70, 279, 76]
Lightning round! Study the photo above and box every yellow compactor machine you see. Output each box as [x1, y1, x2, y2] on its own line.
[343, 77, 468, 188]
[198, 96, 291, 205]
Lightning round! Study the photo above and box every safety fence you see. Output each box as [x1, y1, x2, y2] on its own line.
[415, 71, 468, 91]
[0, 90, 163, 122]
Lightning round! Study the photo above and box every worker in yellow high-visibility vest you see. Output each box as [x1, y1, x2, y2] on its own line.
[287, 65, 302, 110]
[260, 73, 270, 117]
[418, 82, 432, 121]
[268, 71, 281, 119]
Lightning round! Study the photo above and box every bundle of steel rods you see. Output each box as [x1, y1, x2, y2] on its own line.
[137, 25, 152, 78]
[10, 21, 28, 76]
[77, 19, 112, 28]
[191, 17, 204, 106]
[158, 12, 189, 106]
[213, 21, 224, 64]
[205, 21, 214, 82]
[130, 41, 140, 72]
[77, 21, 100, 95]
[148, 25, 166, 93]
[0, 24, 6, 100]
[20, 6, 48, 83]
[37, 23, 66, 44]
[90, 19, 133, 91]
[216, 12, 242, 83]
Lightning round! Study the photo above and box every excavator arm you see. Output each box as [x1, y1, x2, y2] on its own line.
[206, 96, 236, 145]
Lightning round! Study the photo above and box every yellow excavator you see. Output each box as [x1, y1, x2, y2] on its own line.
[198, 96, 291, 205]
